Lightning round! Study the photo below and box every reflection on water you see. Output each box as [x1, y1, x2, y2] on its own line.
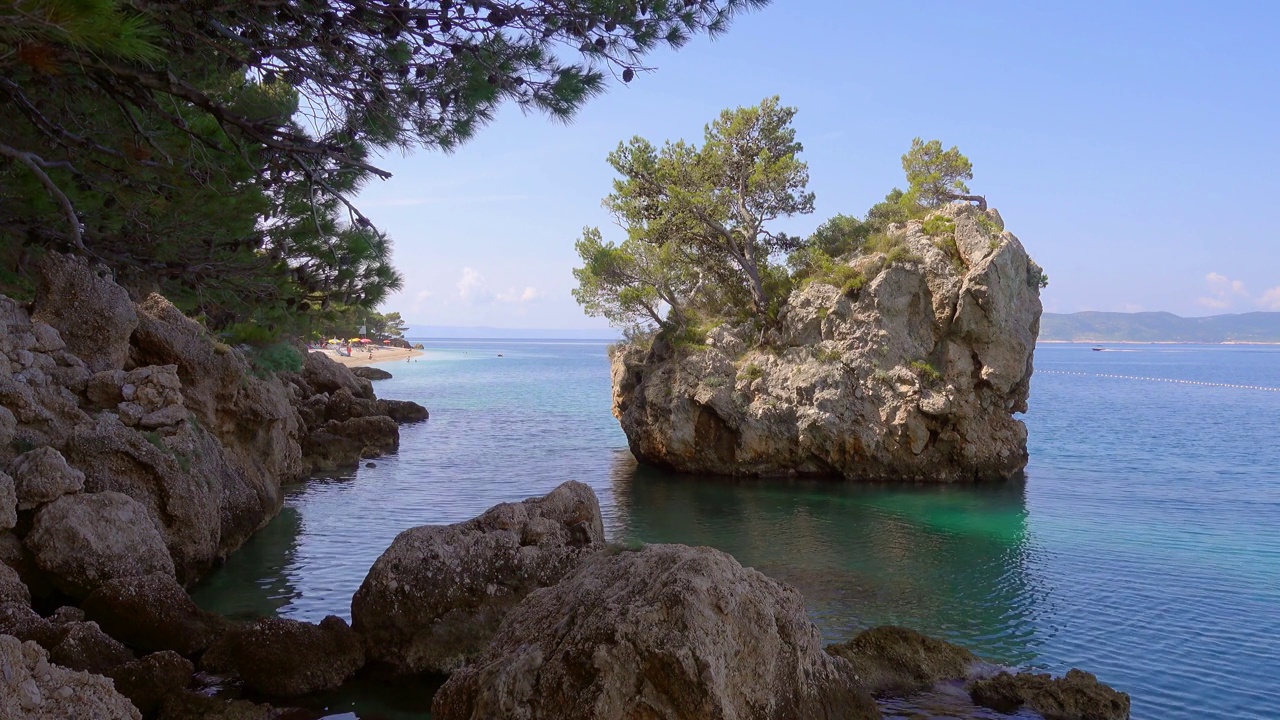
[192, 506, 303, 620]
[611, 456, 1044, 667]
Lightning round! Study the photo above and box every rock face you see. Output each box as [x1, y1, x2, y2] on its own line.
[432, 543, 878, 720]
[202, 615, 365, 696]
[25, 491, 176, 598]
[826, 625, 980, 697]
[352, 481, 606, 674]
[82, 573, 223, 656]
[8, 446, 84, 510]
[969, 669, 1131, 720]
[0, 633, 143, 720]
[611, 204, 1043, 481]
[107, 651, 195, 716]
[32, 252, 138, 373]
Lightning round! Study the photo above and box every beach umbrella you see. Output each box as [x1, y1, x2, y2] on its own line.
[383, 340, 392, 344]
[349, 337, 361, 342]
[359, 338, 373, 344]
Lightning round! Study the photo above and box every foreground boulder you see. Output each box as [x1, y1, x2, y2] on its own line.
[47, 620, 135, 674]
[107, 651, 195, 716]
[33, 252, 137, 373]
[24, 491, 175, 598]
[82, 573, 224, 656]
[0, 633, 142, 720]
[826, 625, 980, 697]
[0, 562, 30, 606]
[611, 204, 1042, 481]
[351, 366, 393, 380]
[432, 543, 878, 720]
[969, 669, 1131, 720]
[202, 615, 365, 696]
[353, 481, 607, 674]
[8, 446, 84, 510]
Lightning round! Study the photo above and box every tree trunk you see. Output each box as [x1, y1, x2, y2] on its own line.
[946, 193, 987, 211]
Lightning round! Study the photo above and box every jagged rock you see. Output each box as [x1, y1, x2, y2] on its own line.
[0, 470, 15, 530]
[48, 620, 135, 675]
[47, 606, 85, 625]
[158, 690, 285, 720]
[25, 491, 175, 598]
[107, 651, 195, 716]
[32, 253, 138, 374]
[0, 563, 31, 606]
[0, 603, 58, 646]
[353, 481, 607, 675]
[0, 634, 143, 720]
[0, 405, 16, 451]
[303, 351, 375, 400]
[0, 531, 51, 600]
[432, 543, 878, 720]
[8, 446, 84, 510]
[29, 322, 65, 354]
[302, 415, 399, 472]
[202, 615, 365, 697]
[968, 669, 1131, 720]
[351, 366, 393, 380]
[611, 204, 1042, 482]
[322, 387, 383, 423]
[827, 625, 980, 697]
[379, 398, 430, 423]
[82, 573, 224, 656]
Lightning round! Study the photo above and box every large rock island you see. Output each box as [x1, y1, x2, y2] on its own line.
[611, 204, 1044, 481]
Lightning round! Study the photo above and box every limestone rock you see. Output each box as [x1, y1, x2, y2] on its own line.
[202, 615, 365, 697]
[48, 620, 135, 674]
[25, 492, 175, 598]
[0, 562, 31, 606]
[0, 470, 15, 530]
[158, 691, 286, 720]
[303, 350, 374, 400]
[47, 606, 85, 625]
[353, 481, 607, 674]
[351, 366, 393, 380]
[107, 651, 195, 716]
[0, 634, 142, 720]
[379, 398, 430, 423]
[968, 668, 1131, 720]
[431, 543, 878, 720]
[8, 446, 84, 510]
[611, 204, 1042, 482]
[827, 626, 980, 697]
[0, 603, 58, 646]
[82, 573, 224, 656]
[32, 252, 138, 373]
[302, 415, 399, 472]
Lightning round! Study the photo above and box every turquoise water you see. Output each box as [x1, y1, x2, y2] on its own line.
[193, 341, 1280, 719]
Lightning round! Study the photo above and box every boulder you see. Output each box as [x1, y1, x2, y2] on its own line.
[47, 606, 85, 625]
[107, 651, 195, 716]
[826, 625, 980, 697]
[431, 543, 878, 720]
[351, 366, 393, 380]
[32, 252, 138, 373]
[158, 691, 285, 720]
[0, 562, 31, 606]
[202, 615, 365, 697]
[302, 415, 399, 472]
[968, 668, 1131, 720]
[611, 204, 1043, 482]
[0, 634, 143, 720]
[0, 470, 15, 530]
[48, 620, 135, 674]
[0, 603, 58, 646]
[0, 531, 52, 600]
[303, 351, 374, 400]
[353, 481, 607, 674]
[379, 398, 430, 423]
[82, 573, 224, 656]
[25, 492, 175, 598]
[8, 446, 84, 510]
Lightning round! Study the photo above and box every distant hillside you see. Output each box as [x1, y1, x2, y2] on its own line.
[1041, 311, 1280, 343]
[403, 325, 619, 340]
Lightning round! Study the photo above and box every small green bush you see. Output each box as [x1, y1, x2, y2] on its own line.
[249, 342, 304, 377]
[922, 216, 955, 238]
[741, 363, 764, 382]
[910, 360, 942, 382]
[223, 322, 277, 346]
[703, 375, 728, 389]
[815, 347, 843, 363]
[975, 212, 1003, 236]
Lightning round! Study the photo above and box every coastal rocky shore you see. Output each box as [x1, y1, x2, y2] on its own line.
[611, 204, 1043, 481]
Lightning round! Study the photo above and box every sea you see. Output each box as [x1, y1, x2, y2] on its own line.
[192, 341, 1280, 720]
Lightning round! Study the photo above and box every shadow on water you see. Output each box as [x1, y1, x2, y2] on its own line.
[610, 454, 1045, 667]
[191, 505, 305, 620]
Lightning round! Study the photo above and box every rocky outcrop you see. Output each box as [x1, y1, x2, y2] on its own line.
[0, 471, 15, 531]
[431, 543, 878, 720]
[611, 204, 1042, 481]
[826, 625, 980, 697]
[25, 491, 176, 598]
[0, 633, 142, 720]
[32, 253, 137, 373]
[82, 573, 224, 656]
[47, 619, 134, 674]
[202, 615, 365, 696]
[969, 669, 1131, 720]
[0, 562, 30, 606]
[8, 446, 84, 510]
[352, 481, 606, 675]
[351, 366, 393, 380]
[107, 651, 194, 716]
[158, 691, 285, 720]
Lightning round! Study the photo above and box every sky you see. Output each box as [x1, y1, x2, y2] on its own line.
[355, 0, 1280, 330]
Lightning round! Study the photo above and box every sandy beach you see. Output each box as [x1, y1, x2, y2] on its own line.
[316, 346, 424, 367]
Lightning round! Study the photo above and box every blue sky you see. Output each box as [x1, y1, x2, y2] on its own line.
[357, 0, 1280, 329]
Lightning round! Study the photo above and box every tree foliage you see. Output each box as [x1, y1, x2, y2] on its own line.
[901, 137, 974, 208]
[1, 0, 768, 332]
[576, 96, 813, 333]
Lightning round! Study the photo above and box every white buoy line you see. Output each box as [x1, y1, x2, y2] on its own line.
[1039, 369, 1280, 393]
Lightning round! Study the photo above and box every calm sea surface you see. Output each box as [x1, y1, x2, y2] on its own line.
[193, 341, 1280, 720]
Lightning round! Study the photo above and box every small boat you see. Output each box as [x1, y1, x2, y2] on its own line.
[1092, 347, 1105, 352]
[497, 353, 504, 357]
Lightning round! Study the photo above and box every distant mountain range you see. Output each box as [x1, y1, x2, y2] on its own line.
[403, 325, 620, 340]
[1041, 311, 1280, 343]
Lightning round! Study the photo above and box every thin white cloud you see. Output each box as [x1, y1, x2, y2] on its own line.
[495, 286, 543, 304]
[410, 289, 434, 314]
[1198, 272, 1249, 310]
[1257, 287, 1280, 311]
[457, 267, 490, 303]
